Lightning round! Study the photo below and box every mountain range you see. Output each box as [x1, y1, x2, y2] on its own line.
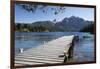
[16, 16, 94, 32]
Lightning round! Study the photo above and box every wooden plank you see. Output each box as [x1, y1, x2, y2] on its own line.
[15, 54, 64, 60]
[15, 58, 62, 63]
[15, 35, 75, 66]
[15, 61, 45, 65]
[15, 56, 64, 62]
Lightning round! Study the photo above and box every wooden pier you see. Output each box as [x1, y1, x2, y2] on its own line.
[15, 35, 75, 66]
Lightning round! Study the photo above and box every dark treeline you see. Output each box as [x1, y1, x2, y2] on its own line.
[80, 23, 94, 34]
[15, 23, 48, 32]
[15, 23, 94, 34]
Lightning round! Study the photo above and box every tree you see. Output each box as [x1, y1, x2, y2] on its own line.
[15, 23, 21, 31]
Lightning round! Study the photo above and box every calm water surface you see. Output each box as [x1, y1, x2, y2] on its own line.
[15, 32, 94, 62]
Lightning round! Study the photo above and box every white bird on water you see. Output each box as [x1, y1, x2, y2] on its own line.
[20, 48, 24, 53]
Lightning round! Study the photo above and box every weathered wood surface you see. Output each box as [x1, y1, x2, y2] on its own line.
[15, 35, 75, 66]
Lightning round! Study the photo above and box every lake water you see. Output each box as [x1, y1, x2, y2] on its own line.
[15, 32, 94, 62]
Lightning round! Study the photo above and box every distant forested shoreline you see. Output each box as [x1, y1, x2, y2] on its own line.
[15, 22, 94, 34]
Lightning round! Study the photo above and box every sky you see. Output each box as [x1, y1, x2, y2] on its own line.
[15, 4, 94, 23]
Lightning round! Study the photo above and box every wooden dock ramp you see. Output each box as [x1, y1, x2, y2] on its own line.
[15, 35, 75, 66]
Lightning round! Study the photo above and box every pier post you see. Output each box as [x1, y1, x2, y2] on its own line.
[67, 37, 75, 62]
[63, 36, 75, 63]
